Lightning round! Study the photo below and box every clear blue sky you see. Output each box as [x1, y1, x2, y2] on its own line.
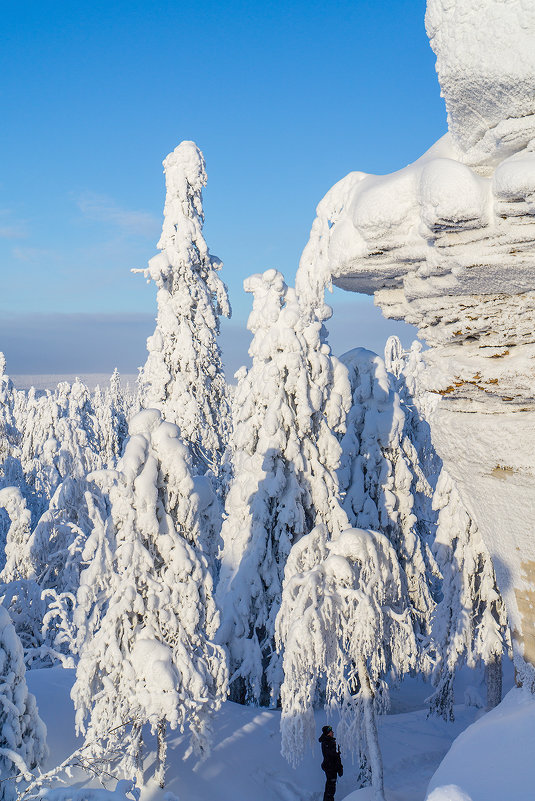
[0, 0, 446, 378]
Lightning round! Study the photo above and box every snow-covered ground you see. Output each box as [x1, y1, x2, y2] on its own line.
[25, 667, 505, 801]
[428, 686, 535, 801]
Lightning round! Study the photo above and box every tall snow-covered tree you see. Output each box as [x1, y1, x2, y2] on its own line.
[0, 354, 25, 555]
[276, 525, 417, 801]
[136, 141, 231, 477]
[0, 354, 19, 473]
[70, 409, 227, 785]
[381, 336, 508, 709]
[0, 605, 47, 800]
[338, 347, 438, 647]
[216, 269, 351, 705]
[429, 469, 510, 719]
[384, 337, 442, 498]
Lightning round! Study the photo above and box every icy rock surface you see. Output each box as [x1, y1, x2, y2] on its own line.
[296, 1, 535, 682]
[426, 0, 535, 154]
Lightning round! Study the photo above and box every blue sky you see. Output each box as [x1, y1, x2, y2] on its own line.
[1, 0, 446, 378]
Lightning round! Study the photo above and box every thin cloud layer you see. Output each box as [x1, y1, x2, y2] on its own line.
[0, 297, 418, 382]
[0, 312, 154, 375]
[0, 210, 28, 240]
[77, 192, 160, 239]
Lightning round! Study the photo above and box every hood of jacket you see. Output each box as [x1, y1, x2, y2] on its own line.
[319, 732, 336, 744]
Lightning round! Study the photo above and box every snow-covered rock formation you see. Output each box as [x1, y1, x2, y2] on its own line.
[296, 0, 535, 683]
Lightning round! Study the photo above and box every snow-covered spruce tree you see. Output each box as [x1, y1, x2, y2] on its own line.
[0, 605, 47, 801]
[385, 336, 442, 494]
[93, 369, 132, 468]
[31, 476, 107, 595]
[0, 487, 33, 584]
[428, 469, 510, 719]
[70, 409, 227, 785]
[0, 354, 26, 554]
[338, 347, 438, 648]
[216, 269, 351, 705]
[0, 353, 20, 474]
[0, 380, 105, 665]
[33, 477, 110, 671]
[276, 526, 417, 801]
[136, 141, 231, 479]
[0, 487, 44, 657]
[20, 379, 103, 522]
[383, 338, 509, 711]
[0, 481, 84, 667]
[0, 474, 90, 599]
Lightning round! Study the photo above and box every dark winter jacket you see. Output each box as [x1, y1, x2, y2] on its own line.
[319, 733, 343, 777]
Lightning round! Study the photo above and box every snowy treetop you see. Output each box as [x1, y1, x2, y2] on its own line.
[157, 141, 208, 257]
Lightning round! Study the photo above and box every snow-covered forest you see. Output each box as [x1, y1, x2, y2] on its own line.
[0, 135, 517, 801]
[2, 1, 535, 798]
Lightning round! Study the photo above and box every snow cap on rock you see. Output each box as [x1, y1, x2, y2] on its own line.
[425, 0, 535, 152]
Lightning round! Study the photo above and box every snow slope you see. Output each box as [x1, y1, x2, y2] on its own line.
[427, 687, 535, 801]
[25, 667, 483, 801]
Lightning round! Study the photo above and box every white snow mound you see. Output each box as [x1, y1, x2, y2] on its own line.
[426, 688, 535, 801]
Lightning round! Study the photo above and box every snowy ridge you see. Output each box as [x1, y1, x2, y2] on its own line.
[427, 686, 535, 801]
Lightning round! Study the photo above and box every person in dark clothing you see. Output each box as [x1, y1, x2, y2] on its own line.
[319, 725, 343, 801]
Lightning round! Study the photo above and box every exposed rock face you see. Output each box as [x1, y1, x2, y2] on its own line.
[296, 1, 535, 683]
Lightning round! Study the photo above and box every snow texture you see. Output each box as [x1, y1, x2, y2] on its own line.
[40, 780, 140, 801]
[425, 0, 535, 153]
